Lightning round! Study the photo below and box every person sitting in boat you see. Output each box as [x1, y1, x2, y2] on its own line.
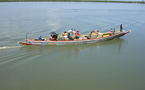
[49, 32, 58, 41]
[38, 36, 44, 40]
[67, 32, 74, 40]
[95, 30, 103, 38]
[62, 31, 68, 40]
[89, 30, 99, 39]
[75, 31, 80, 39]
[62, 31, 67, 37]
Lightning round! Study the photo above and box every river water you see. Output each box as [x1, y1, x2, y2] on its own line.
[0, 2, 145, 90]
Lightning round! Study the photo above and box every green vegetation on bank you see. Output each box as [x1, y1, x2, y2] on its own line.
[0, 0, 145, 4]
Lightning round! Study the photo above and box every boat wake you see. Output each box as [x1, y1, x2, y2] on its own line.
[0, 46, 22, 50]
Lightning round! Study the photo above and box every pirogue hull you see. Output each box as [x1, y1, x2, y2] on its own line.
[19, 31, 129, 46]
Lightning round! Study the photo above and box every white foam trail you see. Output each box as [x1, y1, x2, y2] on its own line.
[0, 46, 22, 50]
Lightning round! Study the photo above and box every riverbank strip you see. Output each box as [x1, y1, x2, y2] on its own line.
[0, 0, 145, 4]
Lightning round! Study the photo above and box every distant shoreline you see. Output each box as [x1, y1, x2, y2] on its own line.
[0, 0, 145, 4]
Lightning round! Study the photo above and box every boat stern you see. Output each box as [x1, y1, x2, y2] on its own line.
[18, 41, 33, 45]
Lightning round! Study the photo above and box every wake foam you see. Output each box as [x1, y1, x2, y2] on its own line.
[0, 46, 22, 50]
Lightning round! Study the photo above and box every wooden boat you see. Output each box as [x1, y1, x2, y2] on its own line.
[18, 30, 130, 46]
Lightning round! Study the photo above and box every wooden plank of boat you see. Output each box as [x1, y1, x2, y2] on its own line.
[18, 30, 129, 46]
